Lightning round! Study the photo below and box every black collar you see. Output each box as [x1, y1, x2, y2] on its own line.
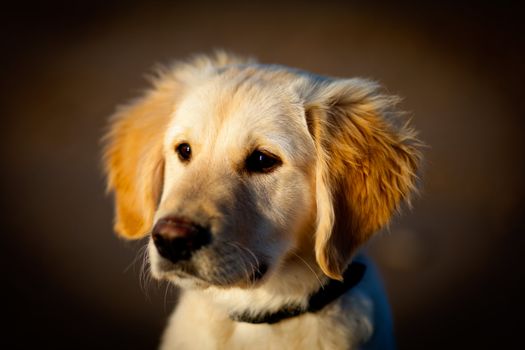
[229, 261, 366, 324]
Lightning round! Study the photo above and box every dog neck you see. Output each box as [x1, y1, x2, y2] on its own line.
[229, 261, 366, 324]
[202, 258, 366, 325]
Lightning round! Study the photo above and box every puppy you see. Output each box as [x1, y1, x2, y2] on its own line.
[104, 52, 421, 349]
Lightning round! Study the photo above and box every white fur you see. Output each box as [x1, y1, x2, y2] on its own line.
[157, 256, 392, 350]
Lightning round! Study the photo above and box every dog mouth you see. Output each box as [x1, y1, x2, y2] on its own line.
[150, 239, 269, 288]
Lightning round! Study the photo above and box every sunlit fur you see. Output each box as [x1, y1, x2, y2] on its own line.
[104, 52, 422, 349]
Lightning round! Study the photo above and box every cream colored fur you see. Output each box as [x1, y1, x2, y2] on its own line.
[104, 52, 421, 349]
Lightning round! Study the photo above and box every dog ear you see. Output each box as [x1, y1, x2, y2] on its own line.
[103, 83, 174, 239]
[305, 78, 422, 280]
[103, 52, 252, 239]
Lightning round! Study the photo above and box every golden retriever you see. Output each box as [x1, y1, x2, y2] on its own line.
[103, 52, 421, 349]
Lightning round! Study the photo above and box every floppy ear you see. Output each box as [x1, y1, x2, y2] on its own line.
[103, 81, 177, 239]
[103, 52, 251, 239]
[306, 78, 422, 280]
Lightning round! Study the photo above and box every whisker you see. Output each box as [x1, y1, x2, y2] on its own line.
[124, 242, 149, 274]
[290, 251, 324, 290]
[139, 243, 153, 295]
[228, 241, 264, 287]
[226, 241, 254, 286]
[163, 281, 176, 312]
[232, 241, 261, 270]
[123, 242, 154, 300]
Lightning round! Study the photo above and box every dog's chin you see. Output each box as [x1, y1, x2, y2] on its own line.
[148, 242, 270, 290]
[151, 261, 269, 290]
[157, 270, 211, 290]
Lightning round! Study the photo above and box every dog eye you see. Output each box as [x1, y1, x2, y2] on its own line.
[246, 150, 281, 173]
[176, 143, 192, 162]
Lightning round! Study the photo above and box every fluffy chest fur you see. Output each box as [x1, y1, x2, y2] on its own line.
[162, 289, 374, 350]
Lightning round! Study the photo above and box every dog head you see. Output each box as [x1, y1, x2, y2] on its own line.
[104, 53, 421, 288]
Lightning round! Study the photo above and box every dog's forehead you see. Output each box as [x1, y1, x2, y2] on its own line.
[166, 72, 312, 157]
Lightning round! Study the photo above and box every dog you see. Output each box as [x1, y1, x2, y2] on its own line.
[103, 52, 421, 349]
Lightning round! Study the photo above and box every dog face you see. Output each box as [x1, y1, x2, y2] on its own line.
[150, 70, 317, 287]
[104, 53, 421, 288]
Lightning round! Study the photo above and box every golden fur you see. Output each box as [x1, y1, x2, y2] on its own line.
[104, 52, 421, 349]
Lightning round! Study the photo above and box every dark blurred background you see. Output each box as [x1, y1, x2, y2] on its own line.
[1, 1, 524, 349]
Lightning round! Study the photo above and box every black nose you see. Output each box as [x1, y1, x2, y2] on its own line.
[152, 217, 211, 263]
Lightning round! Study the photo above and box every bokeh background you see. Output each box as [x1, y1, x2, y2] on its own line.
[2, 1, 524, 348]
